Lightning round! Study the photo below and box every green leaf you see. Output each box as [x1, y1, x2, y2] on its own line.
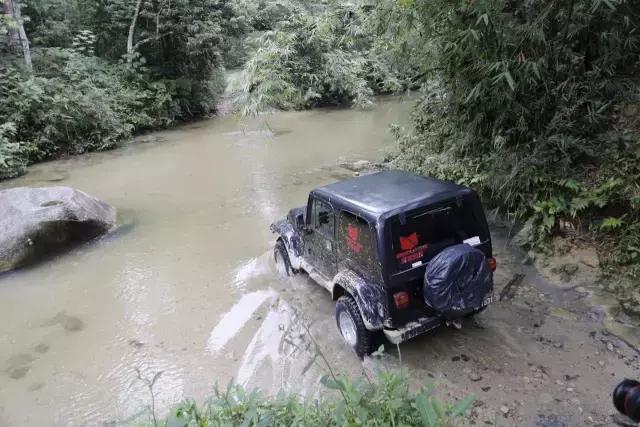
[543, 214, 555, 231]
[504, 70, 516, 91]
[449, 394, 475, 417]
[414, 393, 437, 427]
[320, 375, 343, 391]
[432, 399, 446, 419]
[600, 217, 624, 231]
[465, 83, 482, 103]
[531, 63, 541, 79]
[476, 14, 489, 26]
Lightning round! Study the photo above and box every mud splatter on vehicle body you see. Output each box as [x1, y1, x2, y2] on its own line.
[271, 170, 496, 357]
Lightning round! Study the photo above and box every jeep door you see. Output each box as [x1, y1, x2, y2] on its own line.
[306, 198, 337, 278]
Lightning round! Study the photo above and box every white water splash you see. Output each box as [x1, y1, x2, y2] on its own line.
[206, 289, 277, 353]
[232, 255, 272, 289]
[236, 301, 293, 386]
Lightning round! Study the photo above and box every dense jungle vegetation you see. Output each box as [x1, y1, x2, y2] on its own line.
[0, 0, 254, 180]
[234, 0, 640, 313]
[2, 0, 639, 308]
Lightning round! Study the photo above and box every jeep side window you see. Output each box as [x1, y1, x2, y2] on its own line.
[312, 199, 334, 237]
[338, 211, 380, 277]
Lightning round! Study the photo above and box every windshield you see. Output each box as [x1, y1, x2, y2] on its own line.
[390, 200, 485, 272]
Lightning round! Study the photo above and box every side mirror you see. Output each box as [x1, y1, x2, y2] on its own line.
[299, 215, 313, 234]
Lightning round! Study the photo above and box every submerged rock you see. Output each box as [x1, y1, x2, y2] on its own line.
[338, 159, 386, 174]
[0, 187, 116, 272]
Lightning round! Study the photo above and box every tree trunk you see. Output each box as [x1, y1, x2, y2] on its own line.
[3, 0, 32, 71]
[127, 0, 144, 61]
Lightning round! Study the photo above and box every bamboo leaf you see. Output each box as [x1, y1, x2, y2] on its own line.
[476, 14, 489, 26]
[504, 70, 516, 91]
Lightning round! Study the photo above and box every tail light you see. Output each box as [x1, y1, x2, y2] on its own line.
[487, 257, 497, 271]
[393, 291, 410, 309]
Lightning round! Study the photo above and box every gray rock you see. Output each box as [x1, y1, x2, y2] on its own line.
[563, 263, 579, 276]
[522, 252, 535, 265]
[0, 187, 116, 272]
[512, 219, 534, 247]
[340, 160, 373, 172]
[469, 371, 483, 382]
[552, 263, 580, 282]
[339, 160, 385, 173]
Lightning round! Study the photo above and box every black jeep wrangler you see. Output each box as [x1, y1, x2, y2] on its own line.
[271, 170, 495, 358]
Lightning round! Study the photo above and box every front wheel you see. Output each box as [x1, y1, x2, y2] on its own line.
[335, 296, 375, 359]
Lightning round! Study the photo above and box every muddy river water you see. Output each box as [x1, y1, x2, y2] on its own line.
[0, 97, 638, 426]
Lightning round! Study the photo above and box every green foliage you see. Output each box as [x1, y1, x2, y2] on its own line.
[1, 0, 252, 179]
[530, 179, 620, 237]
[235, 0, 294, 32]
[163, 370, 472, 426]
[235, 2, 406, 115]
[121, 0, 243, 117]
[0, 52, 173, 165]
[0, 122, 27, 179]
[387, 0, 640, 308]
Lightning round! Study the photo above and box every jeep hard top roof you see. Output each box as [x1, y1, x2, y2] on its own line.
[311, 170, 473, 223]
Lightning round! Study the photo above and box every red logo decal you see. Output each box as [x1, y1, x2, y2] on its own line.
[347, 224, 359, 241]
[346, 223, 363, 254]
[399, 232, 419, 251]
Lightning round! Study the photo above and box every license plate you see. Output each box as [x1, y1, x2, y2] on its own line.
[482, 294, 494, 307]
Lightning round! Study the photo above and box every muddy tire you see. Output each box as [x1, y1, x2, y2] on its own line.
[274, 240, 293, 277]
[335, 296, 375, 359]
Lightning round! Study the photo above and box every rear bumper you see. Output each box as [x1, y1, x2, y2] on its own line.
[383, 316, 444, 344]
[383, 292, 494, 344]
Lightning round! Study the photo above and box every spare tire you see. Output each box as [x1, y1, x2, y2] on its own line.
[423, 244, 493, 319]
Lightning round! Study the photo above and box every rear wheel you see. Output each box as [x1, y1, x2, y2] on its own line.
[335, 296, 375, 359]
[274, 240, 293, 277]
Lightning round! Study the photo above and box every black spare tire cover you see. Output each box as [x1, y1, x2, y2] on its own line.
[423, 244, 492, 319]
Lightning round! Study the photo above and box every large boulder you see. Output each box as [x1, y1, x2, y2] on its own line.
[0, 187, 116, 272]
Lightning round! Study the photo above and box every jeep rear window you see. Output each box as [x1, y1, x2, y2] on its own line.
[391, 200, 484, 272]
[338, 211, 380, 278]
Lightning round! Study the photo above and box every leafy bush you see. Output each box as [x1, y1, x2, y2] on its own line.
[0, 52, 173, 167]
[0, 122, 27, 179]
[384, 0, 640, 310]
[127, 0, 240, 118]
[163, 370, 473, 427]
[235, 2, 406, 115]
[1, 0, 246, 179]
